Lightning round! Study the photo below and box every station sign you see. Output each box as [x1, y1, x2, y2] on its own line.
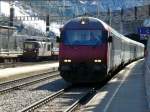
[138, 27, 150, 35]
[138, 27, 150, 40]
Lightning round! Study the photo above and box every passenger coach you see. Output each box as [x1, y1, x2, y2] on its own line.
[59, 17, 144, 83]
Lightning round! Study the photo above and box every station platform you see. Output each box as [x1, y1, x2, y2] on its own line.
[0, 51, 23, 63]
[79, 59, 149, 112]
[0, 62, 59, 83]
[0, 51, 22, 58]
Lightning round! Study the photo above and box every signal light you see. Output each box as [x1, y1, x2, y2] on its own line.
[81, 21, 85, 24]
[80, 17, 89, 25]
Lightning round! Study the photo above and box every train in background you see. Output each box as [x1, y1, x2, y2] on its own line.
[0, 25, 59, 62]
[59, 17, 144, 84]
[22, 37, 59, 61]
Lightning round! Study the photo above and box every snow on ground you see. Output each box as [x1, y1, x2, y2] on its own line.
[0, 1, 61, 34]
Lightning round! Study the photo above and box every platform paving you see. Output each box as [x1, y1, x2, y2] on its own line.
[0, 62, 59, 83]
[145, 37, 150, 110]
[79, 59, 148, 112]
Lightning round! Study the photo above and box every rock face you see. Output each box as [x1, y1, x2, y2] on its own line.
[12, 0, 149, 17]
[109, 5, 149, 34]
[0, 0, 149, 35]
[25, 0, 149, 34]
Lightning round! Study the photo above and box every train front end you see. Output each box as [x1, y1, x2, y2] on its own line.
[59, 17, 108, 83]
[23, 41, 39, 60]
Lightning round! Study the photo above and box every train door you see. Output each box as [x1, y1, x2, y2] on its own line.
[111, 34, 116, 69]
[131, 44, 134, 60]
[113, 37, 122, 67]
[121, 41, 123, 63]
[133, 46, 136, 59]
[40, 42, 45, 56]
[129, 44, 133, 60]
[107, 33, 113, 73]
[43, 43, 47, 56]
[47, 43, 51, 56]
[38, 42, 42, 56]
[129, 44, 131, 61]
[121, 41, 125, 64]
[45, 43, 48, 56]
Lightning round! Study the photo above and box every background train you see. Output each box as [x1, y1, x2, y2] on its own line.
[59, 17, 144, 83]
[22, 37, 59, 61]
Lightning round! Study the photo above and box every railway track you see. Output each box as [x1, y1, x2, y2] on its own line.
[18, 85, 73, 112]
[18, 84, 105, 112]
[0, 70, 59, 95]
[64, 88, 96, 112]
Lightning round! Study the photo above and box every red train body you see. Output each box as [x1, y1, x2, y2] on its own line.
[60, 44, 107, 63]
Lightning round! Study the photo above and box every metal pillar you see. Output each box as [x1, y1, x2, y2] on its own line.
[120, 8, 124, 34]
[10, 7, 14, 26]
[148, 5, 150, 16]
[97, 0, 100, 18]
[0, 0, 1, 15]
[107, 8, 111, 26]
[46, 15, 49, 32]
[134, 6, 137, 20]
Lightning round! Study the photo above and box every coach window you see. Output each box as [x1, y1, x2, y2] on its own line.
[47, 45, 51, 51]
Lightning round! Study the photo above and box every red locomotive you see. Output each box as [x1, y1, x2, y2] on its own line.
[59, 17, 144, 83]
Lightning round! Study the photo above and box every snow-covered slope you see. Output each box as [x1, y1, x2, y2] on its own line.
[20, 0, 150, 17]
[0, 1, 46, 34]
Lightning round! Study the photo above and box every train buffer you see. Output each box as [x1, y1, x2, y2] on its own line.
[79, 59, 149, 112]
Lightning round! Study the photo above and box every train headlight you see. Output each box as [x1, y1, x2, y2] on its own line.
[64, 59, 71, 63]
[64, 60, 68, 62]
[94, 60, 98, 62]
[97, 60, 101, 62]
[94, 59, 101, 63]
[67, 60, 71, 62]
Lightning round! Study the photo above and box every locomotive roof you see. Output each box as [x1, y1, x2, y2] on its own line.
[63, 17, 144, 47]
[97, 18, 144, 47]
[63, 17, 104, 30]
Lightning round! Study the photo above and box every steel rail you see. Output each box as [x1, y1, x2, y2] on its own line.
[0, 72, 59, 95]
[64, 88, 96, 112]
[18, 85, 73, 112]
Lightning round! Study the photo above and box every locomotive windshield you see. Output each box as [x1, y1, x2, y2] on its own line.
[24, 42, 39, 49]
[64, 30, 105, 45]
